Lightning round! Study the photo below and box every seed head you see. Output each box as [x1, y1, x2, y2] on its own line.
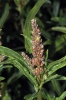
[21, 19, 45, 76]
[31, 19, 44, 67]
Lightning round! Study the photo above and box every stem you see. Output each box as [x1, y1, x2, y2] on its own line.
[37, 89, 42, 100]
[37, 75, 42, 100]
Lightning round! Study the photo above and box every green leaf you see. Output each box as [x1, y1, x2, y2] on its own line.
[14, 0, 30, 6]
[7, 72, 23, 85]
[40, 74, 66, 89]
[23, 0, 48, 53]
[42, 91, 48, 99]
[40, 75, 66, 97]
[46, 56, 66, 74]
[0, 46, 33, 73]
[56, 75, 66, 81]
[0, 3, 10, 29]
[52, 27, 66, 34]
[48, 60, 66, 76]
[51, 17, 66, 26]
[13, 60, 38, 87]
[0, 64, 12, 70]
[51, 79, 62, 96]
[49, 34, 66, 57]
[41, 74, 66, 96]
[2, 91, 11, 100]
[53, 0, 60, 17]
[0, 46, 38, 87]
[62, 82, 66, 92]
[24, 92, 38, 100]
[40, 74, 60, 87]
[14, 0, 21, 5]
[56, 91, 66, 100]
[0, 77, 5, 81]
[42, 89, 55, 100]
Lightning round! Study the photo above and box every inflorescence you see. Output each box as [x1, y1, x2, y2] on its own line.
[21, 19, 44, 76]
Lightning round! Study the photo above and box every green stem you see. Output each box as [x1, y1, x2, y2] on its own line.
[37, 89, 42, 100]
[37, 75, 42, 100]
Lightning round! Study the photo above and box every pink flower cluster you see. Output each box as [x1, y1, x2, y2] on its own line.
[21, 19, 44, 76]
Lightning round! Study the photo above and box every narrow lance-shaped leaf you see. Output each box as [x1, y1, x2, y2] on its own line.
[51, 17, 66, 26]
[56, 91, 66, 100]
[51, 76, 66, 96]
[40, 74, 60, 88]
[0, 46, 38, 87]
[13, 60, 38, 87]
[51, 79, 62, 96]
[42, 89, 55, 100]
[14, 0, 21, 5]
[48, 60, 66, 76]
[56, 75, 66, 81]
[0, 59, 13, 70]
[52, 27, 66, 34]
[0, 3, 10, 29]
[2, 91, 11, 100]
[47, 56, 66, 71]
[23, 0, 48, 53]
[14, 0, 30, 6]
[0, 77, 5, 81]
[24, 92, 38, 100]
[53, 0, 60, 17]
[7, 72, 23, 85]
[40, 74, 66, 89]
[49, 34, 66, 57]
[0, 65, 12, 70]
[0, 46, 32, 72]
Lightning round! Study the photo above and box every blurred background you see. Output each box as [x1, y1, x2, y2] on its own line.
[0, 0, 66, 99]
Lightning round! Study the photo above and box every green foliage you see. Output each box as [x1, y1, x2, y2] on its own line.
[14, 0, 21, 6]
[7, 72, 23, 85]
[0, 0, 66, 100]
[0, 46, 38, 87]
[52, 0, 60, 17]
[24, 92, 38, 100]
[56, 91, 66, 100]
[2, 92, 10, 100]
[49, 34, 66, 57]
[0, 77, 5, 81]
[52, 26, 66, 34]
[47, 56, 66, 75]
[23, 0, 48, 53]
[51, 17, 66, 26]
[0, 3, 10, 29]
